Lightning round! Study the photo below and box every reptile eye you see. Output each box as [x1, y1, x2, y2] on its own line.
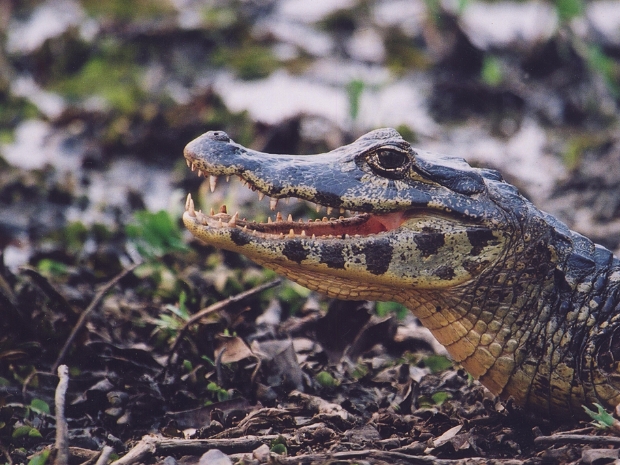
[367, 148, 410, 179]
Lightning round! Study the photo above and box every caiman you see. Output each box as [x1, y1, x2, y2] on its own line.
[182, 128, 620, 418]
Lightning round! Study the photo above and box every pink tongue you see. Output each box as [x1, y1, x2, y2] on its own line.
[374, 211, 406, 230]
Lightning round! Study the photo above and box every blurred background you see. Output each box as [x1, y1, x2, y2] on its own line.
[1, 0, 620, 270]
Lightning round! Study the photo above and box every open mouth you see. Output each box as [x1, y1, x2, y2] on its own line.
[183, 161, 408, 239]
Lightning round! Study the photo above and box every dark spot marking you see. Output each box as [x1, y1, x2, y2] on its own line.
[467, 228, 496, 256]
[319, 242, 346, 269]
[435, 265, 455, 280]
[282, 240, 309, 264]
[230, 228, 252, 246]
[462, 259, 489, 275]
[413, 233, 445, 257]
[360, 239, 393, 275]
[313, 191, 343, 208]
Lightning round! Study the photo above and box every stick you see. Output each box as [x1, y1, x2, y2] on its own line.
[534, 434, 620, 446]
[54, 365, 69, 465]
[95, 446, 114, 465]
[52, 264, 140, 372]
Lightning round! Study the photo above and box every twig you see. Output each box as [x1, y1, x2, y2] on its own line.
[110, 435, 284, 465]
[0, 443, 13, 465]
[165, 278, 281, 368]
[534, 433, 620, 446]
[110, 436, 157, 465]
[52, 264, 140, 372]
[54, 365, 69, 465]
[95, 446, 114, 465]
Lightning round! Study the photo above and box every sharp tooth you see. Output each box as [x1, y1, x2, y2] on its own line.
[276, 212, 283, 222]
[191, 163, 195, 171]
[209, 175, 217, 192]
[186, 159, 190, 167]
[197, 170, 203, 177]
[243, 225, 248, 230]
[322, 217, 328, 222]
[288, 229, 295, 237]
[210, 207, 215, 216]
[279, 233, 284, 238]
[287, 214, 293, 222]
[326, 207, 333, 215]
[229, 212, 239, 227]
[226, 176, 230, 182]
[258, 192, 265, 201]
[268, 217, 273, 223]
[185, 194, 196, 217]
[345, 234, 350, 239]
[285, 198, 290, 204]
[219, 205, 227, 214]
[301, 230, 306, 236]
[340, 207, 345, 214]
[270, 198, 278, 210]
[312, 234, 316, 239]
[315, 204, 321, 212]
[217, 218, 223, 228]
[299, 219, 304, 223]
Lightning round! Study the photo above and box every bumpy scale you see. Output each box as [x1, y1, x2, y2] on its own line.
[182, 128, 620, 419]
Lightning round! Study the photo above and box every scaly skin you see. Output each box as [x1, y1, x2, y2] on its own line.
[182, 128, 620, 418]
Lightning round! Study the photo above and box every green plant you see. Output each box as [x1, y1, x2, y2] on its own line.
[423, 354, 453, 373]
[346, 79, 364, 121]
[481, 56, 503, 87]
[126, 210, 188, 259]
[583, 403, 620, 432]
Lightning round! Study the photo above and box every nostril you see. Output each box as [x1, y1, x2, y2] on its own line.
[205, 131, 231, 142]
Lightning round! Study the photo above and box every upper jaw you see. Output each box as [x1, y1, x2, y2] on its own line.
[183, 131, 430, 215]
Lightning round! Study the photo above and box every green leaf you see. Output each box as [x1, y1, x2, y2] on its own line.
[315, 371, 338, 388]
[13, 425, 41, 438]
[270, 443, 287, 455]
[30, 399, 50, 415]
[431, 391, 451, 405]
[36, 259, 69, 276]
[346, 79, 365, 121]
[126, 210, 189, 258]
[28, 449, 50, 465]
[555, 0, 583, 22]
[423, 355, 453, 373]
[481, 56, 503, 87]
[28, 428, 43, 438]
[583, 403, 616, 429]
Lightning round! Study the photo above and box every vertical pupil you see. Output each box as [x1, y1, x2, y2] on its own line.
[378, 150, 406, 169]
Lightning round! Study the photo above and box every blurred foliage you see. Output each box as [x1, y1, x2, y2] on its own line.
[481, 56, 503, 87]
[346, 79, 364, 122]
[212, 44, 280, 80]
[554, 0, 584, 22]
[126, 210, 188, 259]
[586, 45, 620, 98]
[81, 0, 176, 20]
[376, 301, 409, 320]
[384, 29, 430, 75]
[47, 40, 146, 113]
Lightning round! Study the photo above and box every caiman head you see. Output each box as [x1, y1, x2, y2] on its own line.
[182, 128, 513, 303]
